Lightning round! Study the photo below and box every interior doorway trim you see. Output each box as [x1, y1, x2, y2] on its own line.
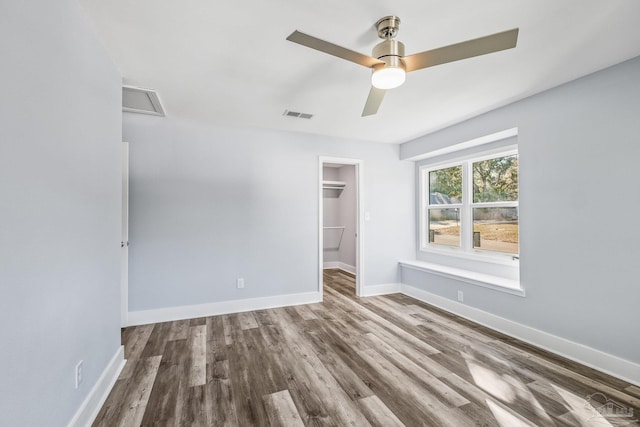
[121, 141, 129, 327]
[318, 156, 363, 298]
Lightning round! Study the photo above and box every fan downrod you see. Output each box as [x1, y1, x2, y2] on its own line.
[376, 16, 401, 40]
[372, 16, 405, 66]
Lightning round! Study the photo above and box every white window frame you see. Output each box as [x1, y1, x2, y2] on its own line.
[420, 148, 519, 262]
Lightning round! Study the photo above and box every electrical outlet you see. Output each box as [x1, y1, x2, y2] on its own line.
[75, 360, 83, 389]
[237, 278, 245, 289]
[457, 291, 464, 302]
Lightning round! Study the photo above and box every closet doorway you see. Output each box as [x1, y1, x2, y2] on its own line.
[318, 157, 362, 297]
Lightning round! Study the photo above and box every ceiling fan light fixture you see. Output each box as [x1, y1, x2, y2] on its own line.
[286, 15, 519, 116]
[371, 65, 406, 90]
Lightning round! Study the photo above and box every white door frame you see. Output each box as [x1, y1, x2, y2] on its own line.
[121, 141, 129, 327]
[318, 156, 363, 298]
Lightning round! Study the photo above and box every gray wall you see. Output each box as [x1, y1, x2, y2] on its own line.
[124, 115, 414, 311]
[400, 56, 640, 364]
[0, 0, 123, 425]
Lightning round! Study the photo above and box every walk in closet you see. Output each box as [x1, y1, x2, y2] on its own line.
[322, 164, 356, 282]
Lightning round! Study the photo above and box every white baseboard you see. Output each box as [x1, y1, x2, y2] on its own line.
[360, 283, 401, 297]
[128, 291, 322, 326]
[67, 345, 125, 427]
[338, 262, 356, 275]
[401, 284, 640, 387]
[323, 261, 339, 269]
[323, 262, 356, 275]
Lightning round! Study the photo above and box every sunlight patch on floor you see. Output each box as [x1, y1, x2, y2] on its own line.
[465, 354, 553, 423]
[468, 362, 517, 402]
[486, 399, 536, 427]
[551, 384, 614, 426]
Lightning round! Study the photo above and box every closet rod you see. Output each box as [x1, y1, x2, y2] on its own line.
[322, 226, 345, 249]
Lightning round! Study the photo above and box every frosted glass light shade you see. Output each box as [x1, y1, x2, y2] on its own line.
[371, 66, 406, 89]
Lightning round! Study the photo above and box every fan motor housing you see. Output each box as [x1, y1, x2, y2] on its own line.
[372, 39, 405, 69]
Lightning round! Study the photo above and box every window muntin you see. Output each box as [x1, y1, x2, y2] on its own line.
[422, 151, 519, 258]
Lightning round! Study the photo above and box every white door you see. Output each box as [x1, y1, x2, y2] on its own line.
[121, 142, 129, 327]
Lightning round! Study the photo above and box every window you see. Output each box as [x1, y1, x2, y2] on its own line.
[421, 150, 519, 258]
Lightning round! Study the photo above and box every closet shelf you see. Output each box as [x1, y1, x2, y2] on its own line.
[322, 180, 346, 190]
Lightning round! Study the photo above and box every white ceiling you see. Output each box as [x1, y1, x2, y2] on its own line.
[79, 0, 640, 144]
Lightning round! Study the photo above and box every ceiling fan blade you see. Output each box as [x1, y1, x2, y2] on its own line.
[287, 30, 384, 68]
[402, 28, 519, 72]
[362, 86, 386, 117]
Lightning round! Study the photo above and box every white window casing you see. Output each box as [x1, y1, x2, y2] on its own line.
[420, 147, 519, 262]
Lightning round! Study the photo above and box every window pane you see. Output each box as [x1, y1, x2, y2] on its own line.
[473, 207, 518, 254]
[428, 208, 460, 247]
[429, 166, 462, 204]
[473, 155, 518, 203]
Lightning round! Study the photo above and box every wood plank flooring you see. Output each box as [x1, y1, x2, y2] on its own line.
[94, 270, 639, 426]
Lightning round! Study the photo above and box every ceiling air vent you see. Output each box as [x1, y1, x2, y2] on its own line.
[122, 85, 165, 116]
[283, 109, 313, 119]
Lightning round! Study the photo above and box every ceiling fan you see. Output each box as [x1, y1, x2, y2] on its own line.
[286, 16, 519, 116]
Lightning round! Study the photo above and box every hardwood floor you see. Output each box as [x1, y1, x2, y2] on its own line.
[94, 269, 639, 426]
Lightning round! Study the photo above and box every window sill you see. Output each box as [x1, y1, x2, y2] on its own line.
[419, 246, 519, 266]
[399, 260, 525, 297]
